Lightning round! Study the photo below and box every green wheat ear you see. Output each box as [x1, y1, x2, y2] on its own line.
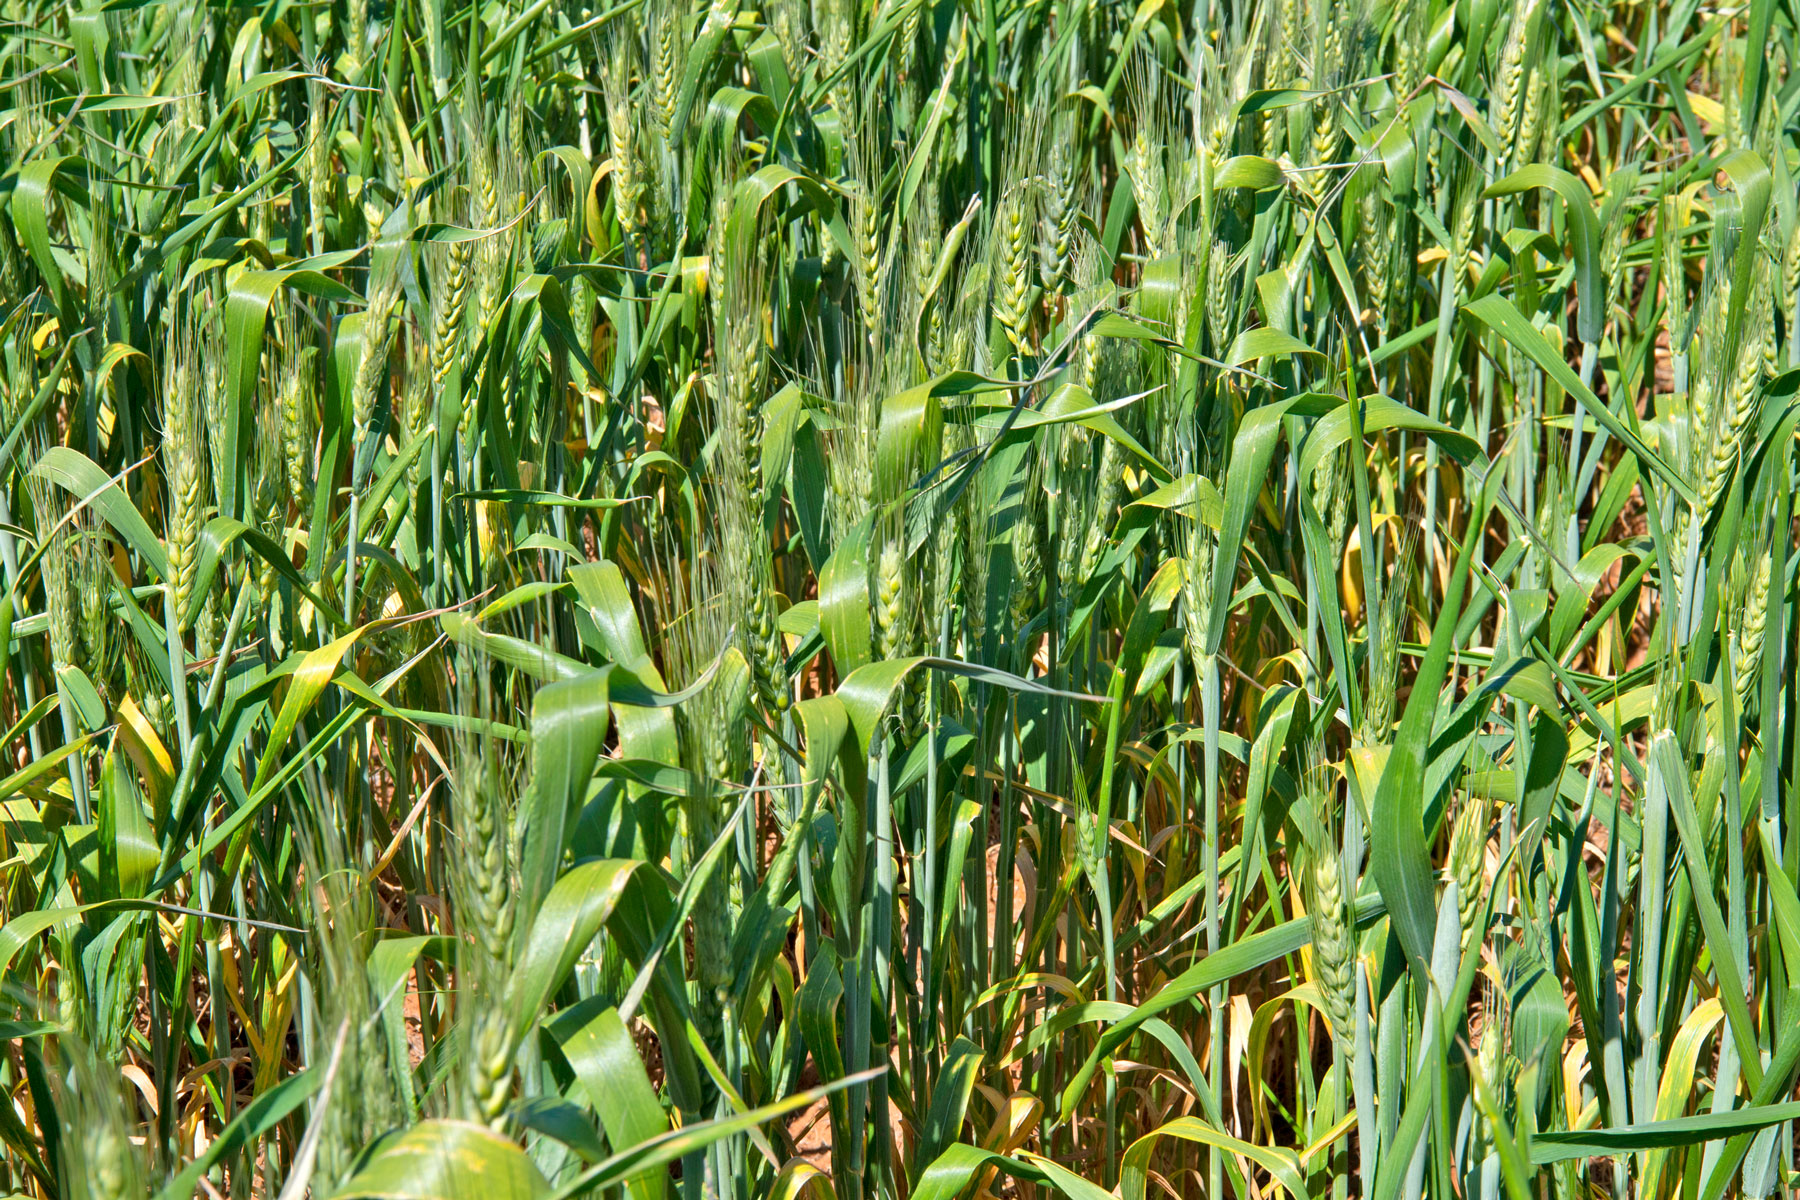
[352, 264, 401, 464]
[162, 323, 206, 635]
[1294, 754, 1354, 1055]
[28, 470, 75, 672]
[1448, 793, 1492, 948]
[1729, 533, 1772, 716]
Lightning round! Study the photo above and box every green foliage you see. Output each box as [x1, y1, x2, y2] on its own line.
[0, 0, 1797, 1194]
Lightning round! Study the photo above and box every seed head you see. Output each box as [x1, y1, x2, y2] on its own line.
[1309, 836, 1355, 1051]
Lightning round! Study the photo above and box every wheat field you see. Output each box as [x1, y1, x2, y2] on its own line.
[0, 0, 1796, 1194]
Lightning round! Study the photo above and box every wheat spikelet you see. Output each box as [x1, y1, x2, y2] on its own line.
[822, 0, 856, 135]
[1661, 197, 1689, 361]
[995, 181, 1035, 350]
[1517, 68, 1551, 167]
[1076, 435, 1123, 590]
[842, 112, 888, 354]
[1491, 0, 1538, 158]
[163, 326, 206, 634]
[450, 736, 516, 983]
[875, 538, 907, 665]
[1053, 427, 1089, 582]
[1391, 0, 1425, 103]
[344, 0, 368, 81]
[503, 79, 530, 219]
[1448, 795, 1491, 946]
[251, 385, 286, 610]
[651, 6, 684, 140]
[399, 329, 432, 495]
[1730, 541, 1772, 715]
[955, 420, 991, 658]
[1310, 441, 1351, 562]
[445, 724, 519, 1132]
[0, 201, 17, 299]
[1010, 456, 1046, 630]
[912, 177, 950, 372]
[1193, 42, 1238, 166]
[1205, 239, 1234, 355]
[855, 182, 883, 346]
[29, 476, 76, 670]
[274, 305, 314, 512]
[960, 524, 989, 658]
[431, 234, 473, 401]
[1124, 56, 1168, 255]
[768, 0, 809, 77]
[462, 98, 512, 449]
[1426, 120, 1447, 194]
[86, 193, 117, 309]
[1364, 529, 1414, 740]
[1700, 263, 1770, 512]
[1358, 182, 1392, 326]
[904, 0, 931, 83]
[710, 197, 787, 712]
[1075, 304, 1128, 587]
[75, 512, 114, 689]
[78, 1106, 137, 1200]
[1038, 127, 1080, 296]
[826, 364, 876, 545]
[1277, 0, 1306, 85]
[498, 99, 538, 427]
[463, 1004, 513, 1128]
[1450, 166, 1482, 291]
[175, 31, 203, 131]
[1302, 766, 1355, 1053]
[1686, 240, 1731, 448]
[53, 1050, 145, 1200]
[1306, 0, 1346, 193]
[352, 265, 401, 462]
[601, 33, 641, 252]
[1473, 981, 1510, 1101]
[1310, 853, 1355, 1048]
[306, 86, 330, 248]
[190, 302, 232, 513]
[290, 779, 406, 1167]
[471, 100, 500, 239]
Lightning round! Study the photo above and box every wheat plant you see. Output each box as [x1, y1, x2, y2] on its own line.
[0, 0, 1797, 1196]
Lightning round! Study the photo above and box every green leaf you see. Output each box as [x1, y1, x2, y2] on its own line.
[1483, 165, 1604, 342]
[223, 269, 362, 518]
[1224, 326, 1320, 365]
[11, 156, 90, 315]
[507, 859, 644, 1043]
[553, 1007, 669, 1200]
[1369, 468, 1494, 983]
[1059, 893, 1388, 1118]
[1532, 1100, 1800, 1164]
[1120, 1116, 1306, 1200]
[30, 447, 168, 581]
[97, 747, 157, 899]
[819, 517, 875, 676]
[519, 670, 615, 915]
[914, 1037, 983, 1175]
[910, 1144, 1115, 1200]
[330, 1120, 550, 1199]
[1462, 293, 1695, 505]
[366, 936, 451, 1112]
[549, 1068, 886, 1200]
